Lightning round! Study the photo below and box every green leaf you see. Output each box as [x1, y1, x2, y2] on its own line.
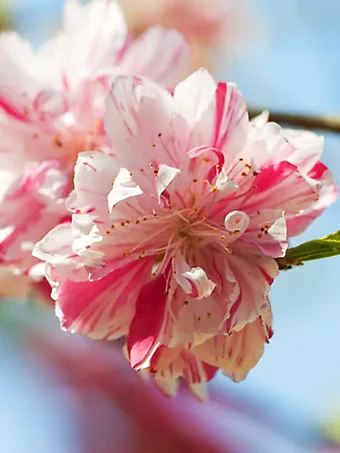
[277, 230, 340, 270]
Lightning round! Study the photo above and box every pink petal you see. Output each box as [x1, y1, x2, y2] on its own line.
[240, 161, 319, 216]
[169, 249, 237, 345]
[287, 162, 338, 236]
[193, 314, 270, 382]
[225, 243, 278, 332]
[242, 121, 288, 168]
[105, 75, 179, 193]
[281, 128, 324, 174]
[119, 27, 190, 89]
[170, 290, 228, 347]
[49, 0, 128, 87]
[242, 209, 287, 257]
[32, 89, 69, 121]
[173, 69, 249, 158]
[0, 161, 68, 272]
[127, 275, 168, 369]
[248, 118, 325, 176]
[150, 345, 217, 398]
[56, 258, 153, 340]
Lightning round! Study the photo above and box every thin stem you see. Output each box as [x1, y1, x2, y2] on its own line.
[275, 255, 304, 271]
[248, 108, 340, 134]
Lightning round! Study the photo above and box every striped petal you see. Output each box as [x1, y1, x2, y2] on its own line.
[55, 258, 153, 340]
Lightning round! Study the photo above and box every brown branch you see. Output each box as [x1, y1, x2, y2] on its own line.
[275, 255, 304, 271]
[248, 108, 340, 134]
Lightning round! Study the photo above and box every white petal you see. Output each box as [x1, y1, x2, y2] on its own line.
[108, 168, 143, 212]
[215, 168, 238, 193]
[224, 211, 249, 234]
[173, 253, 216, 300]
[155, 164, 180, 203]
[182, 267, 216, 299]
[173, 68, 217, 126]
[70, 151, 119, 217]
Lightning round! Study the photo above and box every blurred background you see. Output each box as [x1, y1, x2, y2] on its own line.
[1, 0, 340, 451]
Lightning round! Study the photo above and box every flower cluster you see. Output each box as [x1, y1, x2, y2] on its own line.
[1, 0, 337, 396]
[0, 0, 188, 274]
[34, 68, 336, 396]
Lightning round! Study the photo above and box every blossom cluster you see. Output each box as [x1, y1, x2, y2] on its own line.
[0, 0, 337, 397]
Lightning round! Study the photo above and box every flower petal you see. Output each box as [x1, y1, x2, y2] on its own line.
[242, 209, 287, 258]
[173, 252, 216, 299]
[55, 258, 153, 340]
[127, 275, 168, 370]
[105, 75, 179, 193]
[281, 128, 324, 174]
[45, 0, 128, 87]
[225, 243, 278, 331]
[182, 268, 216, 299]
[193, 314, 270, 382]
[240, 161, 320, 216]
[0, 32, 43, 121]
[108, 168, 143, 211]
[33, 219, 102, 282]
[173, 68, 217, 127]
[155, 164, 180, 204]
[150, 345, 217, 398]
[224, 210, 250, 240]
[245, 120, 324, 175]
[168, 249, 238, 346]
[215, 168, 238, 192]
[0, 161, 68, 272]
[68, 151, 119, 217]
[173, 69, 249, 158]
[287, 162, 338, 236]
[119, 27, 189, 89]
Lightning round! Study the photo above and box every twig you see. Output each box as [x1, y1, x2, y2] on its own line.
[276, 255, 304, 271]
[248, 108, 340, 134]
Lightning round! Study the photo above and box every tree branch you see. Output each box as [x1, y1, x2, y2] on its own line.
[248, 108, 340, 134]
[275, 256, 304, 271]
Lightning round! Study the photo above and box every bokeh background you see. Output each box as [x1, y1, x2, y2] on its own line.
[1, 0, 340, 451]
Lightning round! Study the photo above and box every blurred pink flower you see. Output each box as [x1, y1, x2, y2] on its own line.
[33, 69, 336, 394]
[0, 0, 189, 276]
[21, 328, 338, 453]
[26, 331, 235, 453]
[118, 0, 262, 72]
[120, 0, 234, 42]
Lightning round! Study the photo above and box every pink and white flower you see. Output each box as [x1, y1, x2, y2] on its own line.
[34, 69, 337, 394]
[0, 156, 69, 273]
[0, 0, 189, 274]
